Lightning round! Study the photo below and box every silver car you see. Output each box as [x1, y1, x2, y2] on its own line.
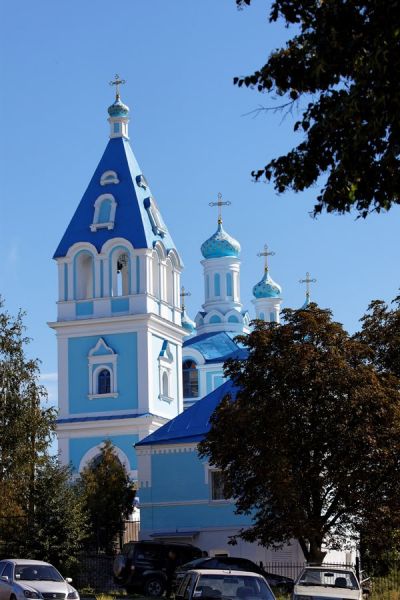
[0, 559, 79, 600]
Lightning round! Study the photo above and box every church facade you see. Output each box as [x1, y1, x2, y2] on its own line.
[52, 84, 310, 561]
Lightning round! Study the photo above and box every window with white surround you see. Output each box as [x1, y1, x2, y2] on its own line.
[210, 470, 226, 501]
[144, 197, 167, 237]
[88, 338, 118, 399]
[158, 340, 174, 403]
[183, 360, 198, 398]
[100, 170, 119, 186]
[90, 194, 117, 232]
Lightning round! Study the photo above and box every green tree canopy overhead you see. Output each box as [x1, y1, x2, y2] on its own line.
[78, 440, 136, 554]
[235, 0, 400, 217]
[198, 305, 400, 563]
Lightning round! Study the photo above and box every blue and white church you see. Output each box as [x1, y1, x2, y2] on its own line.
[51, 82, 308, 562]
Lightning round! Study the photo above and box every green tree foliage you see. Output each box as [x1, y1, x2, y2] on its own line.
[235, 0, 400, 217]
[198, 305, 400, 562]
[0, 298, 56, 520]
[20, 459, 87, 572]
[78, 440, 136, 554]
[0, 299, 87, 565]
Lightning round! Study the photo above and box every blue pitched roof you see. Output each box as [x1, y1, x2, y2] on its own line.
[136, 379, 238, 446]
[54, 137, 179, 258]
[183, 331, 248, 363]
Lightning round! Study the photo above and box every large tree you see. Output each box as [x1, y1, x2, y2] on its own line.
[235, 0, 400, 217]
[198, 305, 400, 562]
[0, 299, 87, 565]
[78, 440, 136, 554]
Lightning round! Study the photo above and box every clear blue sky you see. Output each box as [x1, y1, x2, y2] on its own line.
[1, 0, 399, 404]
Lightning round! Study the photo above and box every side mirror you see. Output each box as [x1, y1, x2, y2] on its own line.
[65, 578, 73, 584]
[0, 576, 9, 583]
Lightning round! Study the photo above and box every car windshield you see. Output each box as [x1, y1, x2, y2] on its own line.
[298, 568, 359, 590]
[194, 574, 274, 600]
[15, 564, 64, 582]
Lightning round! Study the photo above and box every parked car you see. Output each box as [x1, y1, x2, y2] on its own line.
[113, 540, 203, 596]
[0, 559, 79, 600]
[176, 568, 276, 600]
[174, 557, 293, 594]
[292, 565, 369, 599]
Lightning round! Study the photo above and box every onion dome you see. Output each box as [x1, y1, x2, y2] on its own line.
[201, 222, 241, 259]
[108, 96, 130, 118]
[253, 270, 282, 299]
[182, 308, 196, 336]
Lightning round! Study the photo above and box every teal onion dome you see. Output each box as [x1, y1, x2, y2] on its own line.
[108, 97, 130, 117]
[182, 308, 196, 336]
[201, 222, 241, 259]
[253, 270, 282, 298]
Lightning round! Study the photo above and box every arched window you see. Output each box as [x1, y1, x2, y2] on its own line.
[166, 259, 174, 305]
[183, 360, 198, 398]
[90, 194, 117, 232]
[226, 273, 233, 297]
[98, 369, 111, 394]
[76, 252, 94, 300]
[100, 170, 119, 186]
[214, 273, 221, 296]
[259, 312, 265, 321]
[228, 315, 239, 323]
[152, 251, 160, 298]
[112, 250, 130, 297]
[205, 275, 210, 299]
[210, 315, 222, 324]
[162, 371, 169, 397]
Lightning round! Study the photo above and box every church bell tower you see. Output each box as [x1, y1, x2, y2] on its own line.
[49, 77, 185, 480]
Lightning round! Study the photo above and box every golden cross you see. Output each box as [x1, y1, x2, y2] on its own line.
[257, 244, 275, 273]
[180, 286, 191, 309]
[299, 271, 317, 302]
[109, 74, 126, 100]
[209, 192, 231, 224]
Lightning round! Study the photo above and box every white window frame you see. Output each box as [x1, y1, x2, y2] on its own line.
[88, 338, 118, 399]
[90, 194, 117, 232]
[158, 341, 174, 403]
[100, 170, 119, 186]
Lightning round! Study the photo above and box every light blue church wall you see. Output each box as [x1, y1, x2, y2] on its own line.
[206, 371, 225, 395]
[69, 433, 139, 474]
[68, 332, 138, 414]
[140, 449, 251, 530]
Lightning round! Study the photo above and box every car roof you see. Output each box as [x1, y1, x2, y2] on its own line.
[302, 565, 355, 571]
[186, 569, 264, 577]
[1, 560, 53, 566]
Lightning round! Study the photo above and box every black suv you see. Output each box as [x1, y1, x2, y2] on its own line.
[173, 557, 294, 594]
[113, 540, 203, 596]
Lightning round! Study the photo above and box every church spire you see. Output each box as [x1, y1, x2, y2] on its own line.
[299, 272, 317, 308]
[108, 74, 130, 139]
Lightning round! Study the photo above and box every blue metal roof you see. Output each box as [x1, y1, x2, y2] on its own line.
[54, 137, 179, 258]
[183, 331, 248, 363]
[136, 379, 238, 446]
[57, 412, 154, 424]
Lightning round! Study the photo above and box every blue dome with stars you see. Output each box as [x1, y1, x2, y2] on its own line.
[201, 222, 241, 259]
[253, 270, 282, 299]
[108, 97, 130, 118]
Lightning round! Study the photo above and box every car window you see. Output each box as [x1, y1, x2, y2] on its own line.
[0, 562, 6, 577]
[14, 565, 64, 582]
[177, 573, 193, 598]
[2, 564, 13, 581]
[298, 568, 359, 590]
[194, 573, 274, 600]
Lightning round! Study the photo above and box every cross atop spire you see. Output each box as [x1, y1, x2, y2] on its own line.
[299, 271, 317, 303]
[180, 286, 191, 310]
[109, 74, 126, 100]
[257, 244, 275, 273]
[209, 192, 231, 224]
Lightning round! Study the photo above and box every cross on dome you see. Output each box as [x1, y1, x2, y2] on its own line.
[257, 244, 275, 273]
[180, 286, 191, 310]
[299, 271, 317, 303]
[109, 74, 126, 100]
[209, 192, 231, 224]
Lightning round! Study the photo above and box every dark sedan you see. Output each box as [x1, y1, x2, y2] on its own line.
[173, 557, 293, 594]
